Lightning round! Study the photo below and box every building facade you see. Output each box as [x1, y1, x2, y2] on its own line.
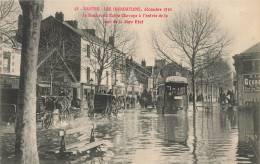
[0, 34, 21, 105]
[125, 57, 152, 98]
[233, 42, 260, 108]
[16, 12, 126, 100]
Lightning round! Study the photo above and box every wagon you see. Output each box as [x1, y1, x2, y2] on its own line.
[88, 94, 118, 117]
[37, 95, 74, 129]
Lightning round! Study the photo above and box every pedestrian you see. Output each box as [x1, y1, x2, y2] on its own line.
[230, 90, 235, 106]
[227, 90, 231, 104]
[189, 93, 193, 102]
[58, 89, 66, 96]
[107, 89, 113, 95]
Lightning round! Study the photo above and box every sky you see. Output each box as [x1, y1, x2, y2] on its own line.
[41, 0, 260, 66]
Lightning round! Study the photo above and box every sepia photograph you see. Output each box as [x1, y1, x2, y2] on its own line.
[0, 0, 259, 163]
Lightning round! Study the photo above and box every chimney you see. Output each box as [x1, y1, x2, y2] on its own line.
[55, 12, 64, 22]
[109, 36, 114, 47]
[66, 20, 78, 29]
[141, 59, 146, 67]
[85, 29, 95, 36]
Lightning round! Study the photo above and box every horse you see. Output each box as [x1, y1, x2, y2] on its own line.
[117, 96, 125, 111]
[55, 96, 72, 122]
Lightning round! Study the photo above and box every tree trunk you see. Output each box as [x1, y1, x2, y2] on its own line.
[96, 69, 103, 93]
[15, 1, 44, 163]
[191, 59, 196, 114]
[192, 75, 196, 114]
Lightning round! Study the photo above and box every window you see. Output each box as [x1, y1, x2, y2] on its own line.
[87, 67, 90, 81]
[97, 69, 100, 79]
[105, 51, 108, 63]
[87, 45, 90, 58]
[98, 48, 101, 56]
[106, 71, 109, 86]
[255, 60, 260, 72]
[3, 52, 11, 73]
[243, 61, 253, 72]
[97, 48, 101, 61]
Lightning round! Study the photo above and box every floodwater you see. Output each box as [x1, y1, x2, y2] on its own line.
[72, 104, 258, 164]
[0, 103, 258, 164]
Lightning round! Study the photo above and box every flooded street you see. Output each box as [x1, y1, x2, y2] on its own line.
[0, 104, 258, 164]
[81, 104, 257, 164]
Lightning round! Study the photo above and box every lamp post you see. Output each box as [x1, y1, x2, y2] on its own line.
[114, 79, 118, 96]
[112, 84, 114, 95]
[89, 78, 94, 98]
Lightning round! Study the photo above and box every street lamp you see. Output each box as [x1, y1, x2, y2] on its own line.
[89, 78, 94, 97]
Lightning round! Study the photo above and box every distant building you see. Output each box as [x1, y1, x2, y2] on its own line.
[0, 35, 21, 76]
[233, 42, 260, 108]
[125, 57, 152, 97]
[0, 34, 21, 105]
[17, 12, 125, 99]
[154, 60, 190, 86]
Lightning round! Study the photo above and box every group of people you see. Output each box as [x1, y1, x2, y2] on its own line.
[138, 88, 153, 109]
[220, 90, 235, 105]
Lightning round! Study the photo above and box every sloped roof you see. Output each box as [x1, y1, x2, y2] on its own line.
[241, 42, 260, 54]
[42, 16, 122, 53]
[125, 58, 151, 85]
[234, 42, 260, 59]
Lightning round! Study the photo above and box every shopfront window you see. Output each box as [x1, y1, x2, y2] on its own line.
[3, 52, 11, 73]
[255, 60, 260, 72]
[243, 60, 253, 72]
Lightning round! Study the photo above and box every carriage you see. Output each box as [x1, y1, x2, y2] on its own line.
[37, 95, 76, 129]
[87, 94, 124, 117]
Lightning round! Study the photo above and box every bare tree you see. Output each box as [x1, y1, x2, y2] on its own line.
[0, 0, 20, 38]
[37, 20, 81, 95]
[205, 58, 232, 88]
[78, 7, 136, 92]
[15, 0, 44, 163]
[152, 6, 231, 113]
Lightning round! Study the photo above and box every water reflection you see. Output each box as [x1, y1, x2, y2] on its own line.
[237, 109, 257, 163]
[70, 107, 257, 164]
[157, 111, 189, 147]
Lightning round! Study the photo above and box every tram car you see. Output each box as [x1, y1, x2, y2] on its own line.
[156, 76, 189, 114]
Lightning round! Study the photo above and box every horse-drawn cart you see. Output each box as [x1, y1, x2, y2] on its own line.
[88, 94, 121, 117]
[37, 95, 75, 129]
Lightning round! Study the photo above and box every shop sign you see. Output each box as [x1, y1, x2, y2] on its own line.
[166, 76, 188, 83]
[38, 83, 50, 87]
[244, 74, 260, 92]
[0, 76, 19, 89]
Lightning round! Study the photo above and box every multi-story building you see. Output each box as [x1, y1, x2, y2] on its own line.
[125, 57, 152, 98]
[0, 34, 21, 104]
[0, 35, 21, 76]
[17, 12, 126, 100]
[233, 42, 260, 108]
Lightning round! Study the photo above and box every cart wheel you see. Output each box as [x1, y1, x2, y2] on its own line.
[112, 107, 118, 116]
[8, 116, 16, 123]
[106, 106, 112, 116]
